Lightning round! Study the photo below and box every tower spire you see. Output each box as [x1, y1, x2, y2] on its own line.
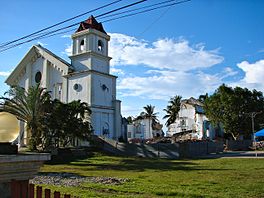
[76, 15, 106, 34]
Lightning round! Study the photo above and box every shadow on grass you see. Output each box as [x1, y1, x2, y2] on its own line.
[91, 158, 230, 172]
[45, 152, 95, 165]
[155, 191, 206, 198]
[53, 153, 231, 172]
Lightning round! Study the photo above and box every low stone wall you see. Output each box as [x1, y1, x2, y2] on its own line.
[96, 136, 224, 159]
[226, 140, 252, 151]
[0, 153, 50, 197]
[179, 141, 223, 158]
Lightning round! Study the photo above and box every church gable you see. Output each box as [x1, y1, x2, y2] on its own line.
[5, 45, 73, 102]
[6, 45, 72, 86]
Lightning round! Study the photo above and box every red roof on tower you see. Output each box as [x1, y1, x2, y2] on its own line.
[76, 15, 106, 34]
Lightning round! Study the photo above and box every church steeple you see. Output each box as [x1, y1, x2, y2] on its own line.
[76, 15, 106, 34]
[70, 16, 111, 74]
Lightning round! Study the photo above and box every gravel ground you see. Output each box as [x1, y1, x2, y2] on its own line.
[30, 173, 129, 187]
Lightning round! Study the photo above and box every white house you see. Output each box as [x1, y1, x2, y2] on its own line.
[127, 118, 163, 141]
[5, 16, 122, 146]
[167, 97, 222, 140]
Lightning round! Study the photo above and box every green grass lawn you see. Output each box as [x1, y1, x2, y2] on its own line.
[40, 152, 264, 198]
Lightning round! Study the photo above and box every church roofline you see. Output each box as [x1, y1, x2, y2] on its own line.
[71, 28, 110, 40]
[64, 69, 117, 79]
[75, 15, 107, 34]
[5, 46, 38, 85]
[5, 45, 74, 86]
[69, 50, 112, 61]
[35, 45, 73, 70]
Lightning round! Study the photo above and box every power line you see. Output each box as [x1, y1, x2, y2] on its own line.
[0, 0, 148, 52]
[96, 0, 147, 18]
[0, 23, 81, 52]
[98, 0, 180, 20]
[117, 1, 177, 52]
[102, 0, 190, 23]
[0, 0, 122, 48]
[0, 0, 191, 53]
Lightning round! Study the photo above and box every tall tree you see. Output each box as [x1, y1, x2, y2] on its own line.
[0, 84, 50, 150]
[126, 116, 133, 124]
[142, 105, 158, 122]
[163, 95, 182, 127]
[198, 93, 208, 103]
[204, 84, 264, 139]
[141, 105, 158, 136]
[42, 99, 93, 149]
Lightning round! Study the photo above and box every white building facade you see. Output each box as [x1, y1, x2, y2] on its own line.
[127, 118, 163, 141]
[5, 16, 122, 146]
[167, 97, 222, 140]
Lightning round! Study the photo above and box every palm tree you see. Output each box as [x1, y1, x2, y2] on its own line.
[43, 99, 93, 148]
[141, 105, 158, 137]
[67, 100, 92, 120]
[0, 84, 51, 150]
[163, 95, 182, 127]
[126, 116, 134, 124]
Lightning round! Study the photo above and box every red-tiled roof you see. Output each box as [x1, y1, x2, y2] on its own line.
[76, 15, 106, 34]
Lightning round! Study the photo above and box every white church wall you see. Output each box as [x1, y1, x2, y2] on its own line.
[91, 107, 115, 138]
[114, 100, 122, 139]
[91, 57, 109, 74]
[18, 72, 27, 88]
[71, 54, 92, 71]
[91, 74, 114, 107]
[31, 58, 44, 86]
[68, 73, 91, 104]
[48, 65, 64, 100]
[90, 34, 109, 56]
[71, 54, 109, 74]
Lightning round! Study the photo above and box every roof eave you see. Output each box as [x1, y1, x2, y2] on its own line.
[5, 46, 39, 86]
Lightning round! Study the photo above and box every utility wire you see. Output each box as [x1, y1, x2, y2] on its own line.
[0, 23, 81, 52]
[102, 0, 190, 23]
[0, 0, 122, 48]
[0, 0, 191, 53]
[96, 0, 147, 18]
[98, 0, 179, 20]
[0, 0, 148, 52]
[118, 1, 177, 52]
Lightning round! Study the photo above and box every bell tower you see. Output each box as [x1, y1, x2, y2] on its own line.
[67, 16, 122, 140]
[70, 16, 111, 74]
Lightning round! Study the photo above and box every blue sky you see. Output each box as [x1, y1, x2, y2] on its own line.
[0, 0, 264, 130]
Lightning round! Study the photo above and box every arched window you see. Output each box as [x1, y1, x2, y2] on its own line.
[98, 40, 103, 51]
[102, 122, 109, 137]
[80, 39, 85, 51]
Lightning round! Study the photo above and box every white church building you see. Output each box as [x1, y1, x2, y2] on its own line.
[5, 16, 122, 146]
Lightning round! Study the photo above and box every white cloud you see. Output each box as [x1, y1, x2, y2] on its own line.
[121, 104, 142, 117]
[62, 44, 72, 56]
[221, 67, 238, 79]
[0, 71, 11, 77]
[61, 35, 71, 38]
[110, 67, 124, 75]
[107, 33, 226, 100]
[117, 70, 222, 100]
[37, 41, 48, 46]
[109, 33, 224, 71]
[235, 60, 264, 90]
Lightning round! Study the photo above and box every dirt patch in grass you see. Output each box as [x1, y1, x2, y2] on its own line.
[30, 172, 129, 186]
